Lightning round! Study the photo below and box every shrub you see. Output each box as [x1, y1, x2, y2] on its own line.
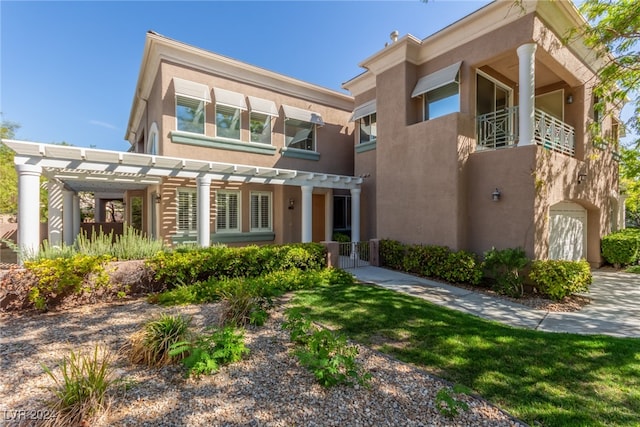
[443, 250, 483, 285]
[379, 239, 406, 270]
[528, 259, 592, 301]
[169, 326, 249, 378]
[601, 228, 640, 267]
[25, 254, 112, 310]
[217, 278, 272, 326]
[483, 247, 529, 297]
[127, 313, 192, 366]
[42, 345, 115, 426]
[332, 232, 350, 243]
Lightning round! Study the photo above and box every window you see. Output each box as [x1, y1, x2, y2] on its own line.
[250, 192, 272, 231]
[359, 113, 377, 144]
[177, 189, 197, 232]
[216, 105, 241, 140]
[250, 112, 272, 144]
[594, 95, 603, 123]
[177, 96, 205, 134]
[285, 119, 315, 151]
[424, 83, 459, 120]
[333, 195, 351, 231]
[147, 122, 158, 155]
[216, 191, 240, 232]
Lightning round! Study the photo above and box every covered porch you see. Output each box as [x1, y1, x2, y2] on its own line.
[4, 139, 363, 263]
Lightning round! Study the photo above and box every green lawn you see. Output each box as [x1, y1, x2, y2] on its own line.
[289, 281, 640, 427]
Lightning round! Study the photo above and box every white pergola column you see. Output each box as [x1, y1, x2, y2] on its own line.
[301, 185, 313, 243]
[16, 164, 42, 263]
[517, 43, 537, 146]
[350, 187, 361, 243]
[63, 190, 75, 245]
[73, 194, 81, 239]
[196, 176, 211, 247]
[47, 180, 64, 247]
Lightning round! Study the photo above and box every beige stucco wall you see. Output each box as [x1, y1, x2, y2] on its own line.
[157, 62, 354, 177]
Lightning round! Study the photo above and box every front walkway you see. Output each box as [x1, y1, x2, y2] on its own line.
[349, 266, 640, 338]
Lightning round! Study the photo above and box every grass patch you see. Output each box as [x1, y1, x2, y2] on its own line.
[626, 265, 640, 274]
[289, 281, 640, 426]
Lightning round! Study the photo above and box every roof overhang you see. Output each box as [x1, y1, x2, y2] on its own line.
[4, 140, 362, 191]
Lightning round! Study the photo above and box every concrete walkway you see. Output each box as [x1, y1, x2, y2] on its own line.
[348, 266, 640, 338]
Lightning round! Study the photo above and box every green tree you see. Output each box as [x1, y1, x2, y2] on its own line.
[576, 0, 640, 227]
[0, 119, 20, 216]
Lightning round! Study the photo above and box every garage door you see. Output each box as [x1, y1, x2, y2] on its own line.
[549, 202, 587, 261]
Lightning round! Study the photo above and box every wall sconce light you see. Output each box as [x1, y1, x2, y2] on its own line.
[155, 194, 162, 204]
[491, 188, 501, 202]
[566, 94, 573, 104]
[288, 198, 295, 210]
[577, 173, 587, 184]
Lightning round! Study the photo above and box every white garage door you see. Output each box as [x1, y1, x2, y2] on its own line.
[549, 202, 587, 261]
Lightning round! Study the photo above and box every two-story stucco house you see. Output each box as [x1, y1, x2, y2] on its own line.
[5, 0, 622, 266]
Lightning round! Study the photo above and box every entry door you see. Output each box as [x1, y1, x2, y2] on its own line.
[312, 194, 325, 242]
[549, 202, 587, 261]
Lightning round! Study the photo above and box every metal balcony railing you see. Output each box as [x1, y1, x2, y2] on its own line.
[477, 106, 575, 156]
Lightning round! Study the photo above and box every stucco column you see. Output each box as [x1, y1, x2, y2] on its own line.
[517, 43, 537, 146]
[73, 194, 81, 239]
[63, 190, 75, 245]
[301, 185, 313, 243]
[196, 176, 211, 247]
[47, 180, 63, 247]
[94, 197, 104, 222]
[350, 187, 361, 243]
[16, 164, 42, 263]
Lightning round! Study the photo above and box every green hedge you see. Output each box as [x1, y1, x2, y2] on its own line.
[528, 259, 592, 301]
[601, 228, 640, 267]
[146, 243, 326, 288]
[379, 239, 482, 285]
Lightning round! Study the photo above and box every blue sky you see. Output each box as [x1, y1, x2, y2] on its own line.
[1, 0, 492, 151]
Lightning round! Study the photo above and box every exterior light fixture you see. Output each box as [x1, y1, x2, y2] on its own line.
[492, 188, 501, 202]
[155, 194, 161, 204]
[288, 198, 295, 210]
[566, 94, 573, 104]
[577, 173, 587, 184]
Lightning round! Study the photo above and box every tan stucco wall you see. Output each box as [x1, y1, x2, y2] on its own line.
[156, 62, 354, 177]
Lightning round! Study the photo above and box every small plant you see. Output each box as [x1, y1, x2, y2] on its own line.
[283, 310, 370, 388]
[435, 385, 470, 418]
[217, 278, 272, 326]
[127, 313, 192, 366]
[169, 326, 249, 378]
[42, 345, 115, 426]
[483, 247, 529, 297]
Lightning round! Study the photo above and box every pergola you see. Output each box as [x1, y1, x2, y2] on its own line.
[4, 139, 363, 262]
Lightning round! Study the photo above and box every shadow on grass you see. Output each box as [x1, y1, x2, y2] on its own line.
[290, 282, 640, 427]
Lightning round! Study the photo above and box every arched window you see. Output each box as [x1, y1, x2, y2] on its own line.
[148, 122, 159, 155]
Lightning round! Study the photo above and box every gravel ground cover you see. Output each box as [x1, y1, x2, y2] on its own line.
[0, 298, 526, 426]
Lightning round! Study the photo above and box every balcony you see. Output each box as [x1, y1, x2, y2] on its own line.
[477, 106, 575, 156]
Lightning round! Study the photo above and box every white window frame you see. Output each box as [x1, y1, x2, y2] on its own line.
[216, 190, 241, 233]
[358, 113, 377, 144]
[250, 191, 272, 232]
[216, 104, 242, 141]
[176, 188, 197, 233]
[284, 119, 316, 151]
[249, 111, 272, 145]
[176, 95, 206, 135]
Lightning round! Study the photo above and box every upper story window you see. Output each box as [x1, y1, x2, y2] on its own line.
[350, 100, 377, 144]
[173, 78, 211, 135]
[248, 96, 278, 145]
[216, 190, 240, 233]
[147, 122, 159, 155]
[359, 113, 377, 144]
[283, 104, 324, 152]
[412, 61, 462, 121]
[214, 87, 247, 141]
[177, 96, 206, 134]
[177, 188, 197, 233]
[216, 105, 241, 140]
